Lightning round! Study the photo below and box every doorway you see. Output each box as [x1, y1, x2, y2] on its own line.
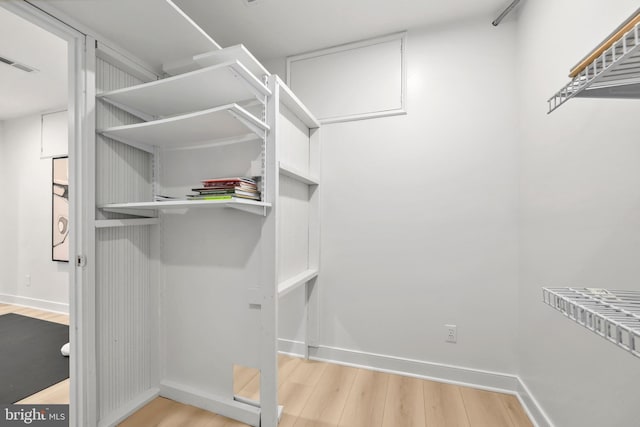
[0, 2, 87, 425]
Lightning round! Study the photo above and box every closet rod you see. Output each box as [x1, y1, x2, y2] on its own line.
[492, 0, 521, 26]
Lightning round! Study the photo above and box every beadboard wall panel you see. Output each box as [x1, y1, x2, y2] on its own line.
[95, 226, 153, 421]
[95, 57, 158, 423]
[96, 58, 151, 219]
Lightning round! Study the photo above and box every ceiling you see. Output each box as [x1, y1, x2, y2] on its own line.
[30, 0, 221, 74]
[0, 7, 67, 121]
[174, 0, 513, 60]
[0, 0, 514, 121]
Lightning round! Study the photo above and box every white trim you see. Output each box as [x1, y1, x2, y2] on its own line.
[160, 380, 260, 426]
[278, 339, 306, 357]
[97, 388, 159, 427]
[517, 378, 555, 427]
[0, 294, 69, 314]
[309, 344, 520, 393]
[286, 32, 407, 124]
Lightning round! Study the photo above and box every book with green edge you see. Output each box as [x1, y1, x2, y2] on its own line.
[186, 194, 233, 200]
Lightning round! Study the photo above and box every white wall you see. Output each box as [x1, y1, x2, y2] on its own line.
[271, 16, 520, 377]
[0, 114, 69, 312]
[517, 2, 640, 426]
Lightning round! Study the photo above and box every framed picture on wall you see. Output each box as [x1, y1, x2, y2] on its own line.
[52, 156, 69, 262]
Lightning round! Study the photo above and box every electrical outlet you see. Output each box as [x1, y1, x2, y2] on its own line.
[445, 324, 457, 343]
[25, 275, 31, 287]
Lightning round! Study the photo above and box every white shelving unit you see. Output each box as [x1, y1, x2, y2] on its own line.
[100, 198, 271, 216]
[543, 288, 640, 358]
[548, 9, 640, 112]
[544, 9, 640, 363]
[271, 76, 321, 360]
[99, 103, 268, 152]
[91, 40, 320, 427]
[98, 60, 270, 120]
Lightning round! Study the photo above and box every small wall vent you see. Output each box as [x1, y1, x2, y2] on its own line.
[0, 54, 38, 73]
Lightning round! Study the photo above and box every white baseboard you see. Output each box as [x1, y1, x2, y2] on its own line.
[517, 378, 554, 427]
[278, 338, 306, 357]
[0, 293, 69, 314]
[98, 388, 159, 427]
[276, 342, 550, 427]
[160, 380, 260, 427]
[309, 344, 520, 393]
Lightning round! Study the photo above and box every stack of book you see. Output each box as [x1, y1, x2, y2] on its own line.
[188, 177, 261, 201]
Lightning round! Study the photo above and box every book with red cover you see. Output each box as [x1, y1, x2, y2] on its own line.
[201, 177, 256, 188]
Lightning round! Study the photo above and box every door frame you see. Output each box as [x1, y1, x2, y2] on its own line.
[0, 2, 94, 425]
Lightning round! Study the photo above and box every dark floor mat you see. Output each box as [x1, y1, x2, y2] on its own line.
[0, 313, 69, 403]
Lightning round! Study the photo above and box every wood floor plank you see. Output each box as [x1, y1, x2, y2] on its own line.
[277, 413, 299, 427]
[278, 354, 303, 383]
[118, 397, 181, 426]
[287, 358, 328, 387]
[0, 305, 69, 325]
[237, 373, 260, 401]
[233, 365, 259, 395]
[16, 379, 70, 404]
[423, 381, 470, 427]
[279, 380, 315, 416]
[338, 369, 388, 427]
[120, 360, 534, 427]
[460, 387, 516, 427]
[294, 363, 357, 427]
[500, 394, 534, 427]
[381, 374, 426, 427]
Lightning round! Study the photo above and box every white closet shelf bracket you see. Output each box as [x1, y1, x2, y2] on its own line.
[278, 269, 319, 298]
[543, 287, 640, 359]
[228, 109, 268, 140]
[279, 162, 319, 185]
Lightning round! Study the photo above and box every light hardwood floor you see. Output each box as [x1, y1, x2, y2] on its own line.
[0, 303, 70, 404]
[121, 356, 533, 427]
[1, 304, 533, 426]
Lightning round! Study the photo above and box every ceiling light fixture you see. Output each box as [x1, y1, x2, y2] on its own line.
[0, 54, 38, 73]
[243, 0, 259, 6]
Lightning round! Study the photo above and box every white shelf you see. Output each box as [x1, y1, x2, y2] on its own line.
[100, 198, 271, 217]
[279, 162, 319, 185]
[548, 16, 640, 112]
[543, 287, 640, 358]
[275, 76, 320, 129]
[95, 218, 160, 228]
[195, 45, 270, 81]
[278, 269, 319, 298]
[99, 104, 269, 152]
[97, 61, 270, 120]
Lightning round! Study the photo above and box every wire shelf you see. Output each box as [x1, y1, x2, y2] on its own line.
[543, 287, 640, 358]
[548, 21, 640, 113]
